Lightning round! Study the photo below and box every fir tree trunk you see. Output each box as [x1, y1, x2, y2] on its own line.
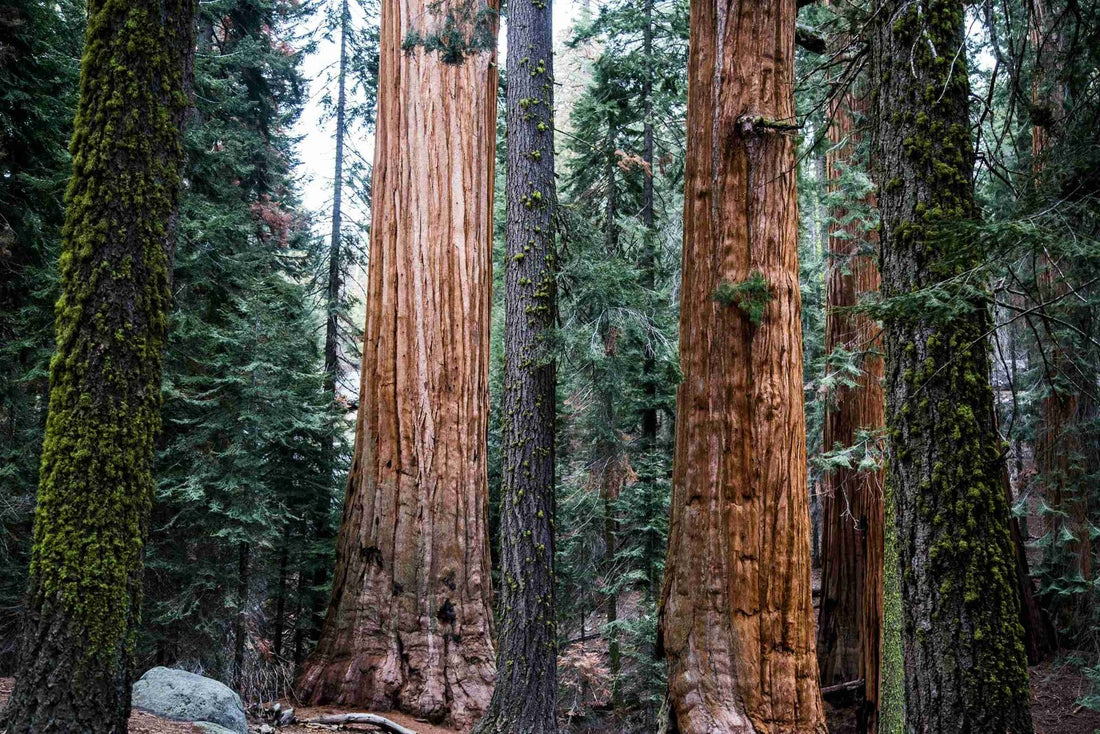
[324, 0, 349, 402]
[638, 0, 661, 605]
[2, 0, 196, 730]
[233, 542, 251, 691]
[308, 0, 352, 653]
[601, 119, 622, 705]
[273, 543, 289, 659]
[297, 0, 499, 726]
[657, 0, 826, 729]
[292, 570, 309, 665]
[815, 88, 886, 734]
[471, 0, 558, 730]
[869, 0, 1034, 729]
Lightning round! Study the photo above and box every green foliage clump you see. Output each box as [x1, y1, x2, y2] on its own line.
[401, 0, 497, 64]
[713, 271, 773, 326]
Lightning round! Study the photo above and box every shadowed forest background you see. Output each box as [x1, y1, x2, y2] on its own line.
[1, 0, 1099, 731]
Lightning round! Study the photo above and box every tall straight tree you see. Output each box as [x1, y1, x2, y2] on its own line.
[1029, 0, 1091, 633]
[1, 0, 196, 729]
[471, 0, 558, 730]
[297, 0, 499, 726]
[657, 0, 827, 729]
[870, 0, 1034, 728]
[815, 86, 886, 733]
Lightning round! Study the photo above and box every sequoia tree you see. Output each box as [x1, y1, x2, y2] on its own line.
[869, 0, 1034, 728]
[296, 0, 499, 726]
[470, 0, 558, 730]
[657, 0, 827, 729]
[816, 86, 886, 733]
[1, 0, 196, 729]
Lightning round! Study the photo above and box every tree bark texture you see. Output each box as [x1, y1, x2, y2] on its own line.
[815, 90, 886, 734]
[870, 0, 1034, 729]
[2, 0, 196, 730]
[297, 0, 499, 726]
[1030, 0, 1089, 634]
[232, 542, 251, 691]
[657, 0, 826, 730]
[471, 0, 558, 730]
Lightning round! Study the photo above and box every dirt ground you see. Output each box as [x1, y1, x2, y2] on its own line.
[1029, 658, 1100, 734]
[276, 704, 458, 734]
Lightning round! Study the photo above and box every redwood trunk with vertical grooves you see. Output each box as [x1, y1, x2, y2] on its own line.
[815, 91, 886, 734]
[1031, 0, 1089, 622]
[657, 0, 826, 730]
[297, 0, 499, 725]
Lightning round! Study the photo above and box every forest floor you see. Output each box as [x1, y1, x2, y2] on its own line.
[275, 705, 455, 734]
[823, 658, 1100, 734]
[6, 669, 1100, 733]
[0, 677, 452, 734]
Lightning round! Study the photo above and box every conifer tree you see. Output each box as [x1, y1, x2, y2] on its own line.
[2, 0, 196, 728]
[0, 0, 82, 671]
[815, 80, 886, 733]
[869, 0, 1034, 727]
[472, 0, 558, 730]
[657, 0, 827, 729]
[299, 0, 499, 725]
[143, 0, 338, 687]
[553, 1, 686, 724]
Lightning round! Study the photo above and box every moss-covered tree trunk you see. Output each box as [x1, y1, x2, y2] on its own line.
[656, 0, 826, 730]
[816, 87, 886, 734]
[470, 0, 557, 730]
[296, 0, 499, 727]
[869, 0, 1034, 729]
[2, 0, 196, 730]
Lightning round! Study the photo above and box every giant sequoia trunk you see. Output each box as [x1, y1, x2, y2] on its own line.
[816, 89, 886, 734]
[657, 0, 827, 730]
[297, 0, 499, 726]
[2, 0, 196, 730]
[470, 0, 558, 731]
[870, 0, 1034, 729]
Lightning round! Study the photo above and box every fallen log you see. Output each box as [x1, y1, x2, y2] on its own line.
[821, 678, 865, 706]
[297, 713, 418, 734]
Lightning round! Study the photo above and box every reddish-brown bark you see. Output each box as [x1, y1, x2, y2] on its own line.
[1031, 0, 1089, 600]
[657, 0, 827, 730]
[816, 90, 886, 733]
[297, 0, 499, 726]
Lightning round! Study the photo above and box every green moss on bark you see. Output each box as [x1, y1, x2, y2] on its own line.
[870, 0, 1033, 729]
[3, 0, 195, 731]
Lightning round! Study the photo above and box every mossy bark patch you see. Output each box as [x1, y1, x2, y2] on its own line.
[870, 0, 1034, 729]
[3, 0, 196, 731]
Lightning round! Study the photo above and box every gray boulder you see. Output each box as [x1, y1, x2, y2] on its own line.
[132, 667, 248, 734]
